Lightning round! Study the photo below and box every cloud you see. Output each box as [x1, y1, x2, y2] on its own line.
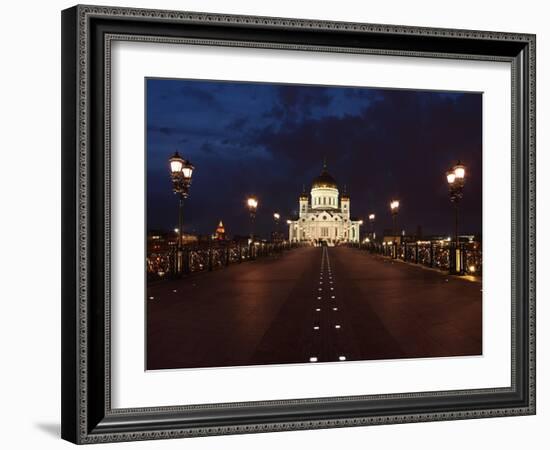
[226, 116, 249, 130]
[262, 85, 334, 123]
[179, 86, 220, 108]
[243, 89, 482, 234]
[146, 79, 482, 237]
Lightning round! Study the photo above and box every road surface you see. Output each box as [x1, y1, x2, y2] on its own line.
[147, 246, 482, 370]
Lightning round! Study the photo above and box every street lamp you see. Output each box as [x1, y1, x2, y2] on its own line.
[446, 161, 466, 245]
[169, 151, 194, 246]
[368, 213, 375, 240]
[446, 161, 466, 274]
[273, 212, 281, 242]
[389, 200, 399, 258]
[390, 200, 399, 241]
[247, 196, 258, 243]
[169, 151, 194, 274]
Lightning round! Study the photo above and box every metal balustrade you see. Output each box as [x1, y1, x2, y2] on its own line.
[350, 241, 482, 276]
[147, 241, 300, 281]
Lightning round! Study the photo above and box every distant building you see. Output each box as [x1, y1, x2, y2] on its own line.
[181, 233, 199, 245]
[147, 231, 174, 255]
[213, 220, 226, 240]
[147, 230, 197, 253]
[288, 162, 362, 245]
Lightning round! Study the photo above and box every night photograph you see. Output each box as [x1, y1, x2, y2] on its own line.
[145, 78, 483, 370]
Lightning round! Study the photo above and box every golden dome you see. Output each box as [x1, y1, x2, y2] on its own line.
[312, 169, 337, 189]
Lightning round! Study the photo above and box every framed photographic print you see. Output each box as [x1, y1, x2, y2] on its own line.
[61, 5, 536, 444]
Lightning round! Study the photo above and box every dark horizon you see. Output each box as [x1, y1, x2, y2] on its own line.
[146, 78, 482, 239]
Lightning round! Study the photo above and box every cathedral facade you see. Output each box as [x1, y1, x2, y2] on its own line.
[288, 164, 362, 245]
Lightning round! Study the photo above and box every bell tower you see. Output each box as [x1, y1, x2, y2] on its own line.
[299, 185, 308, 217]
[341, 185, 350, 218]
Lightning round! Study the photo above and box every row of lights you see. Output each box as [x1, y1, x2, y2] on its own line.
[247, 197, 286, 223]
[310, 247, 346, 363]
[169, 154, 282, 237]
[169, 152, 468, 256]
[364, 162, 466, 240]
[246, 196, 289, 242]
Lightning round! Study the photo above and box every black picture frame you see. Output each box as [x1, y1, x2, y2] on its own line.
[61, 5, 536, 444]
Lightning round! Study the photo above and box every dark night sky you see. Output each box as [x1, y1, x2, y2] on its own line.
[146, 78, 482, 239]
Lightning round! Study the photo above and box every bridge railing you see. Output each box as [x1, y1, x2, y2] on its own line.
[350, 241, 482, 276]
[147, 241, 300, 281]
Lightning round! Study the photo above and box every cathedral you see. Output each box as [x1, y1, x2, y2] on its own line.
[288, 163, 362, 245]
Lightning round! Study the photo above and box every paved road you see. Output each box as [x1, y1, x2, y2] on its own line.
[147, 246, 482, 370]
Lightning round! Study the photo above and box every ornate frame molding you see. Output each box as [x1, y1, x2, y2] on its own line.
[61, 5, 536, 444]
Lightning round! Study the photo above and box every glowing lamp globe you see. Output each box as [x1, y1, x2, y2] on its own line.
[169, 152, 184, 174]
[454, 163, 466, 180]
[446, 171, 456, 184]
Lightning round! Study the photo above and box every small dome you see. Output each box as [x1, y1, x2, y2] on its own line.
[312, 169, 337, 189]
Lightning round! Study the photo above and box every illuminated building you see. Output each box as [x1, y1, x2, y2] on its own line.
[287, 162, 362, 245]
[214, 220, 226, 240]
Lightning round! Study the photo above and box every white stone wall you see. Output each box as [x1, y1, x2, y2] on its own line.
[289, 209, 361, 244]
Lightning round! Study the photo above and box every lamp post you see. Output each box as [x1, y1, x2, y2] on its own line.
[390, 200, 399, 242]
[446, 161, 466, 245]
[286, 219, 292, 243]
[169, 151, 194, 273]
[446, 161, 466, 273]
[273, 212, 281, 242]
[390, 200, 399, 259]
[247, 196, 258, 244]
[368, 213, 375, 240]
[358, 220, 364, 246]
